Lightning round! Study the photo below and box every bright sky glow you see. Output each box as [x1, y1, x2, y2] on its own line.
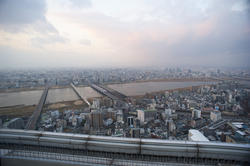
[0, 0, 249, 69]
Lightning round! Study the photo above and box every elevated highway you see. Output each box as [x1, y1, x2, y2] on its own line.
[99, 84, 127, 100]
[25, 85, 49, 130]
[90, 84, 120, 100]
[70, 83, 90, 106]
[0, 129, 249, 165]
[198, 119, 228, 131]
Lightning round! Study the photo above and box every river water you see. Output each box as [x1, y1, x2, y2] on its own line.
[108, 81, 213, 96]
[0, 81, 214, 107]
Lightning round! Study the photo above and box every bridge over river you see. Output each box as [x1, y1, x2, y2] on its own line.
[25, 85, 49, 130]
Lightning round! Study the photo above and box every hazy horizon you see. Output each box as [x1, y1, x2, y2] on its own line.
[0, 0, 250, 69]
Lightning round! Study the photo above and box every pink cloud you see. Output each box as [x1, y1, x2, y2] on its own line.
[194, 17, 216, 37]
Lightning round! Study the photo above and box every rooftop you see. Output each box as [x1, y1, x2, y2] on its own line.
[189, 129, 209, 142]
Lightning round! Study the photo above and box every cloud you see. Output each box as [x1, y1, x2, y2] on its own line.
[69, 0, 91, 8]
[0, 0, 46, 24]
[0, 0, 68, 47]
[0, 0, 61, 35]
[50, 0, 250, 68]
[0, 0, 48, 32]
[79, 39, 91, 46]
[0, 0, 249, 69]
[31, 35, 67, 48]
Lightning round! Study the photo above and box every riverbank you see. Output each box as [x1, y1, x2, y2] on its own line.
[0, 80, 217, 107]
[0, 100, 87, 120]
[0, 83, 215, 120]
[0, 105, 36, 119]
[102, 77, 218, 86]
[0, 77, 219, 93]
[130, 84, 212, 99]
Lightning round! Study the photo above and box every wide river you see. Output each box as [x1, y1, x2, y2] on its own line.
[0, 81, 215, 107]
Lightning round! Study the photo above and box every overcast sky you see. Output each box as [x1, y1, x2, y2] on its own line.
[0, 0, 249, 69]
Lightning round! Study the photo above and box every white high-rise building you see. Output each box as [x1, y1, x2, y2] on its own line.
[210, 110, 221, 122]
[228, 93, 232, 103]
[92, 99, 100, 109]
[137, 109, 156, 125]
[192, 109, 201, 119]
[116, 110, 123, 122]
[165, 109, 172, 117]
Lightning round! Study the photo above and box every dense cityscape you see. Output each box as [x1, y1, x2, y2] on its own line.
[0, 67, 249, 90]
[0, 67, 217, 89]
[1, 67, 250, 145]
[1, 0, 250, 165]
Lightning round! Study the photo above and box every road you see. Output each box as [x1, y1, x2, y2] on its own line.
[90, 84, 119, 100]
[25, 85, 49, 130]
[70, 83, 90, 106]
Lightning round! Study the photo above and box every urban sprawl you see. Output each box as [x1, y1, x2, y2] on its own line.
[1, 67, 250, 144]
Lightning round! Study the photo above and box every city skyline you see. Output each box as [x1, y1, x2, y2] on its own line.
[1, 1, 250, 164]
[0, 0, 250, 69]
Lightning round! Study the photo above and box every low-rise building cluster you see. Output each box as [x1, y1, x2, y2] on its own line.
[31, 80, 250, 144]
[1, 68, 249, 144]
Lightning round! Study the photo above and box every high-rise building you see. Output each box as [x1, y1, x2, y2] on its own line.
[228, 93, 232, 103]
[127, 116, 134, 127]
[92, 99, 100, 109]
[192, 109, 201, 119]
[116, 110, 123, 122]
[210, 110, 221, 122]
[130, 128, 140, 138]
[165, 109, 172, 119]
[166, 119, 176, 133]
[90, 110, 103, 129]
[107, 110, 117, 121]
[137, 109, 156, 125]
